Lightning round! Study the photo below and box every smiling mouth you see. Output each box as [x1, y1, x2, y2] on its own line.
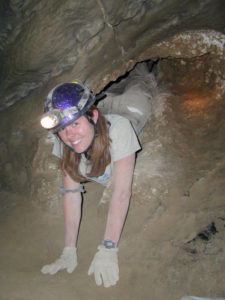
[71, 139, 81, 146]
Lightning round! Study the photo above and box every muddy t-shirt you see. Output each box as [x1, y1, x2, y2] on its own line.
[52, 114, 141, 186]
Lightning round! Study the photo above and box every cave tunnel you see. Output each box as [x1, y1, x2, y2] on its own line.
[0, 1, 225, 299]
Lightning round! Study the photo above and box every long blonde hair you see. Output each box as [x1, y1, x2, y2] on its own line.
[61, 106, 111, 182]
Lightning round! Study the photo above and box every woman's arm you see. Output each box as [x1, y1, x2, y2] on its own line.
[87, 153, 135, 287]
[63, 172, 82, 247]
[41, 172, 82, 275]
[103, 153, 136, 245]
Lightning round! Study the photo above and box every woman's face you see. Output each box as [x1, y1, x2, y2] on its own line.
[58, 110, 98, 153]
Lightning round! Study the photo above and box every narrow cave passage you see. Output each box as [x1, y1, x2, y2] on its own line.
[1, 34, 225, 300]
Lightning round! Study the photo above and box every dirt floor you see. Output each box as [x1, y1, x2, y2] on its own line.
[1, 87, 225, 300]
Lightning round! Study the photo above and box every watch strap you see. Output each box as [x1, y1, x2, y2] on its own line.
[102, 239, 117, 249]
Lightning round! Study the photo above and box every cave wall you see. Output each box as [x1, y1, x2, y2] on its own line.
[1, 0, 225, 110]
[1, 3, 225, 296]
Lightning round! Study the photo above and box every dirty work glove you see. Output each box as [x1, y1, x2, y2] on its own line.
[41, 246, 77, 275]
[88, 245, 119, 288]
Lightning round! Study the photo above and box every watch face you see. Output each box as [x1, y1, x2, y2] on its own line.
[103, 240, 116, 249]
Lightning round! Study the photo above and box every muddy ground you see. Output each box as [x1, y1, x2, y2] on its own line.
[1, 83, 225, 300]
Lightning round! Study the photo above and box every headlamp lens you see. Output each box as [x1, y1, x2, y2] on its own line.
[40, 112, 60, 129]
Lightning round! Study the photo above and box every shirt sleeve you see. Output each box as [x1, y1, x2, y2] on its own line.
[109, 116, 141, 162]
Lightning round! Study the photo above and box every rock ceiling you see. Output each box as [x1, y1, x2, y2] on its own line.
[0, 0, 225, 111]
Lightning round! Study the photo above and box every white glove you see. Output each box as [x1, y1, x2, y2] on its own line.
[88, 245, 119, 288]
[41, 246, 77, 275]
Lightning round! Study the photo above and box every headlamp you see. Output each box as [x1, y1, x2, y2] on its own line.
[40, 106, 80, 130]
[40, 110, 62, 129]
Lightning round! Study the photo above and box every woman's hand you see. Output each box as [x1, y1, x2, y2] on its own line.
[41, 246, 77, 275]
[88, 245, 119, 287]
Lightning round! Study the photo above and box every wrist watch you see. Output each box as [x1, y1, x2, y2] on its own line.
[102, 239, 117, 249]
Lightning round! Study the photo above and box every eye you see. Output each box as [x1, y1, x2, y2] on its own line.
[71, 121, 79, 127]
[58, 125, 66, 132]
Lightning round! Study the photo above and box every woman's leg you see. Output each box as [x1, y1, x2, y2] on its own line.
[98, 62, 158, 135]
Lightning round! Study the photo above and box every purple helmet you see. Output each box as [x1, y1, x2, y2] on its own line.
[41, 82, 95, 133]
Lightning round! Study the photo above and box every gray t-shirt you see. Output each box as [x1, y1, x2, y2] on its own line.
[52, 114, 141, 186]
